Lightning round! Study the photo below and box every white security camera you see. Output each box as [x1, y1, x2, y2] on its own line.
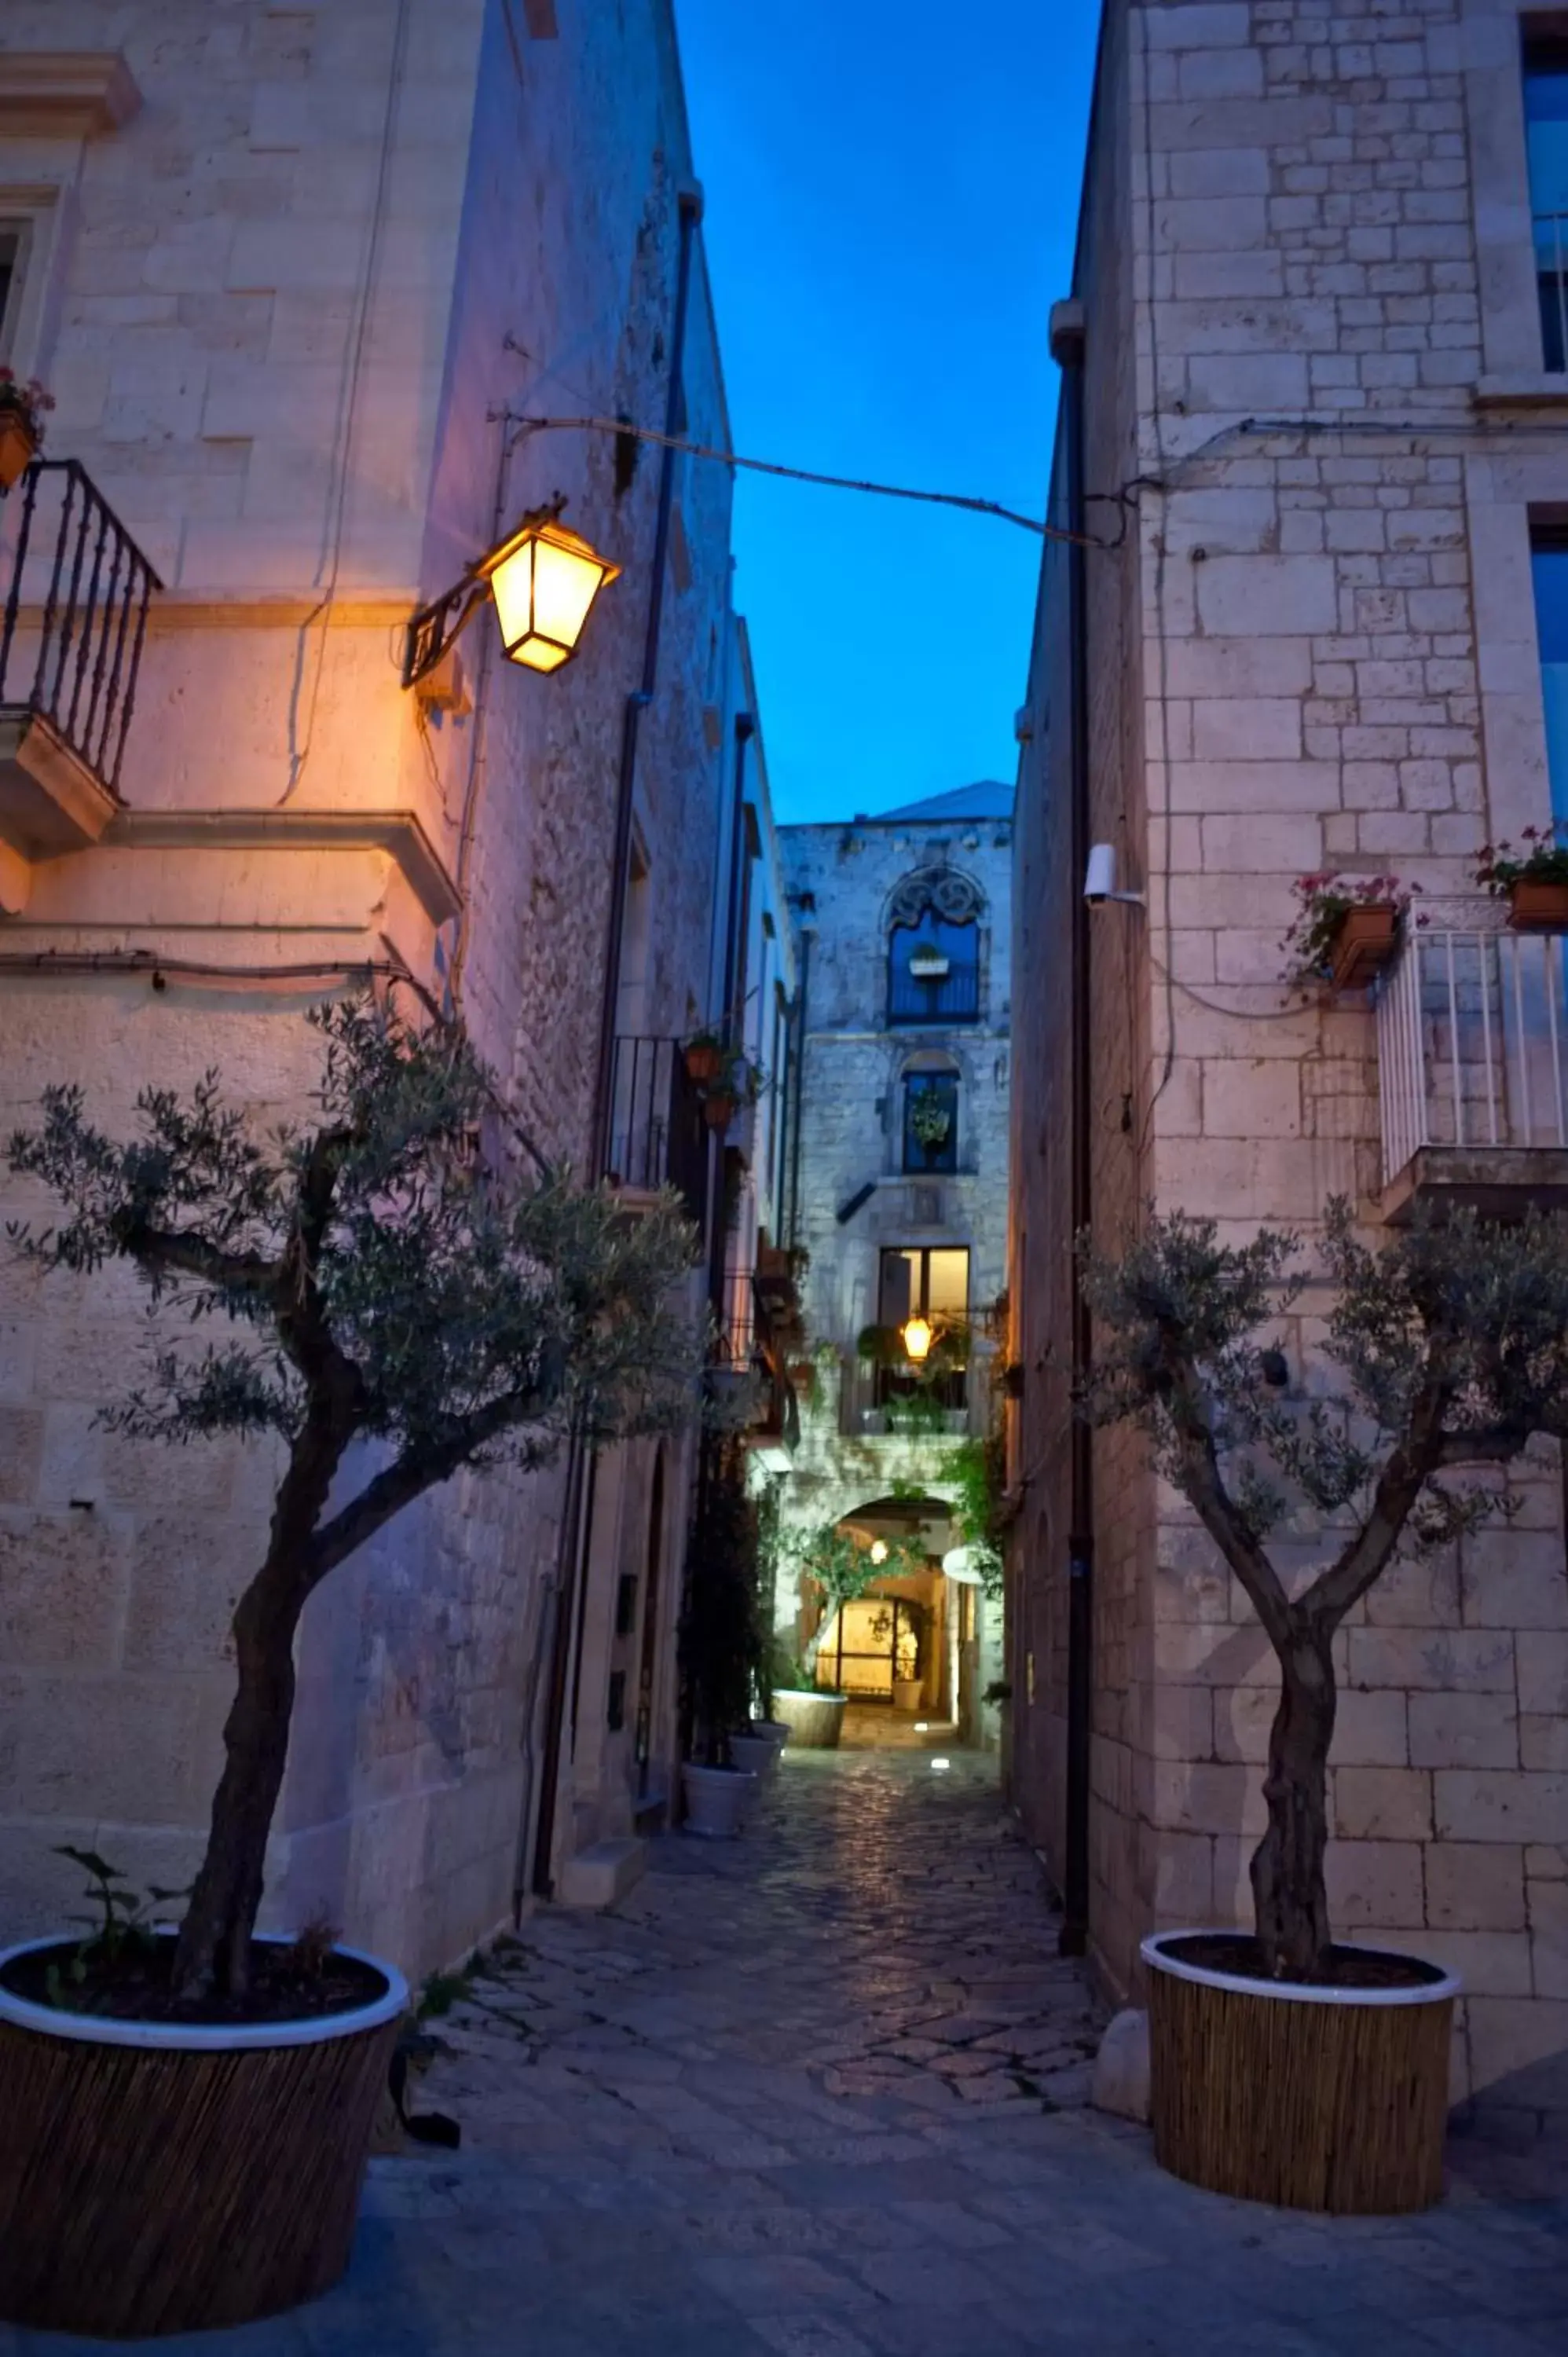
[1083, 842, 1145, 910]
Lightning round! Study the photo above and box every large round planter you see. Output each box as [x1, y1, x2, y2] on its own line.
[681, 1761, 757, 1837]
[750, 1717, 791, 1749]
[771, 1688, 848, 1750]
[727, 1732, 779, 1782]
[1143, 1930, 1460, 2216]
[891, 1677, 923, 1713]
[0, 1932, 406, 2337]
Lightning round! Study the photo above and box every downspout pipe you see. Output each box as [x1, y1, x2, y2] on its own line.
[709, 711, 753, 1322]
[786, 922, 811, 1251]
[528, 181, 703, 1906]
[1057, 310, 1094, 1959]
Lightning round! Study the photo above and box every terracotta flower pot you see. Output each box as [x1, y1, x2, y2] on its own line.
[0, 1934, 406, 2337]
[683, 1042, 724, 1085]
[703, 1093, 735, 1131]
[0, 411, 38, 493]
[1143, 1930, 1459, 2216]
[1507, 877, 1568, 932]
[1327, 904, 1399, 991]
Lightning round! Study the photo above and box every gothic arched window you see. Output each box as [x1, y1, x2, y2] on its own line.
[886, 869, 982, 1025]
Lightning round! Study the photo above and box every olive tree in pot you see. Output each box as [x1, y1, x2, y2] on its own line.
[1081, 1200, 1568, 2216]
[680, 1437, 764, 1834]
[0, 999, 700, 2337]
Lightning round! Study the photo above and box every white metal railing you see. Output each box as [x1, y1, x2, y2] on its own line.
[1376, 926, 1568, 1187]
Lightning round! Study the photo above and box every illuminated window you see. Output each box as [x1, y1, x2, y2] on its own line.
[1526, 35, 1568, 370]
[877, 1247, 969, 1409]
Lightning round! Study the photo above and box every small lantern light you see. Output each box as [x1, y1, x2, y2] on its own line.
[401, 504, 621, 691]
[479, 515, 621, 674]
[902, 1315, 934, 1364]
[870, 1539, 889, 1566]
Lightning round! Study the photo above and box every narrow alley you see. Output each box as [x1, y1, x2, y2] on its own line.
[9, 1750, 1561, 2357]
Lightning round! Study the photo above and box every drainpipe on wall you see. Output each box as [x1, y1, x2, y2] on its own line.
[1054, 296, 1095, 1960]
[524, 181, 704, 1908]
[785, 920, 812, 1251]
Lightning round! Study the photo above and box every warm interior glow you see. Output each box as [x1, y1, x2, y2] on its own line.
[869, 1539, 888, 1565]
[482, 517, 620, 673]
[902, 1315, 934, 1363]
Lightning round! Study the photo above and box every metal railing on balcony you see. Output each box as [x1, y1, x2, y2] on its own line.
[0, 460, 160, 798]
[887, 959, 980, 1026]
[1376, 924, 1568, 1186]
[604, 1035, 709, 1227]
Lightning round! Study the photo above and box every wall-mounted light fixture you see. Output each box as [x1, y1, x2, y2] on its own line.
[401, 502, 621, 690]
[870, 1539, 889, 1566]
[1083, 842, 1145, 909]
[901, 1315, 934, 1363]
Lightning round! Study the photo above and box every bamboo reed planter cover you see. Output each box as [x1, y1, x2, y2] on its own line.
[1143, 1931, 1459, 2216]
[770, 1688, 848, 1749]
[0, 1934, 407, 2337]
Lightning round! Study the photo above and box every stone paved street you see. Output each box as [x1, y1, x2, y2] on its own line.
[5, 1744, 1566, 2356]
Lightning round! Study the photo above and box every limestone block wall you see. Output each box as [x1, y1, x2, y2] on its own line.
[1014, 0, 1568, 2124]
[0, 2, 745, 1976]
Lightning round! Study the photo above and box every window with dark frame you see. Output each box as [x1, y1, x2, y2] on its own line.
[887, 907, 980, 1025]
[0, 229, 21, 358]
[1532, 528, 1568, 823]
[903, 1071, 958, 1173]
[1525, 33, 1568, 370]
[875, 1245, 969, 1409]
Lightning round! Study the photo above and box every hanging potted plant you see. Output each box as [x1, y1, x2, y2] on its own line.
[1280, 873, 1415, 993]
[909, 1088, 953, 1166]
[0, 368, 53, 492]
[680, 1438, 764, 1835]
[700, 1050, 762, 1132]
[682, 1028, 728, 1087]
[1475, 827, 1568, 930]
[1080, 1200, 1568, 2215]
[0, 999, 702, 2337]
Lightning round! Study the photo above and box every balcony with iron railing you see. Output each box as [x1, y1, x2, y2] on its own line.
[1537, 213, 1568, 372]
[604, 1034, 709, 1230]
[1375, 916, 1568, 1217]
[0, 460, 160, 866]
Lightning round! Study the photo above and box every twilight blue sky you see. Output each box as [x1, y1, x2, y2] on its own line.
[673, 0, 1101, 824]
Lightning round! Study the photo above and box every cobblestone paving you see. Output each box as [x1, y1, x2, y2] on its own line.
[5, 1747, 1566, 2355]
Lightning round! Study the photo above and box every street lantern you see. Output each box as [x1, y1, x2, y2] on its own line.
[901, 1315, 933, 1364]
[480, 515, 621, 674]
[401, 503, 621, 691]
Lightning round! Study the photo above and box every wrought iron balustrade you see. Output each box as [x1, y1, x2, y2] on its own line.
[0, 460, 160, 801]
[603, 1034, 709, 1227]
[1376, 923, 1568, 1190]
[887, 960, 980, 1026]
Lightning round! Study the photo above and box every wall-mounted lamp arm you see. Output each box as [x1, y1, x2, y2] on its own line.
[401, 575, 489, 689]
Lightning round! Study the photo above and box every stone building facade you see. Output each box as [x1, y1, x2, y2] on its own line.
[1013, 0, 1568, 2125]
[777, 786, 1011, 1738]
[0, 3, 779, 1974]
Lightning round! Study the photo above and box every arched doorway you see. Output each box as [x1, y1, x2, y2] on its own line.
[799, 1493, 976, 1749]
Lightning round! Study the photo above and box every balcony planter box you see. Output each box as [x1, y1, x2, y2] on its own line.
[770, 1688, 848, 1750]
[1506, 877, 1568, 932]
[0, 412, 37, 493]
[891, 1675, 923, 1712]
[1327, 904, 1400, 992]
[1142, 1930, 1459, 2216]
[680, 1761, 757, 1837]
[0, 1933, 405, 2337]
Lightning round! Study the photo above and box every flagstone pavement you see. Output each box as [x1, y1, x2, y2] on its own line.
[5, 1741, 1566, 2356]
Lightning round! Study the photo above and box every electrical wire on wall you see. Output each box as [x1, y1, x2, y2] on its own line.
[277, 0, 412, 806]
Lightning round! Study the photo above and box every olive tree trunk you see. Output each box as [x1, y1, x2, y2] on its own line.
[1249, 1616, 1337, 1981]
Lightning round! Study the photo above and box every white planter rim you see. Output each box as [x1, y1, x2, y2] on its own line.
[1142, 1929, 1460, 2011]
[0, 1932, 408, 2053]
[772, 1688, 846, 1705]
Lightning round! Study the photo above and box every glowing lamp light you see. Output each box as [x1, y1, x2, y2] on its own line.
[901, 1315, 934, 1364]
[479, 516, 621, 673]
[870, 1539, 888, 1566]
